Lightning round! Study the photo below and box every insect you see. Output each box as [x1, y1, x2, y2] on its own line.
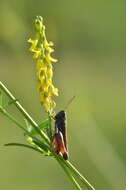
[52, 110, 68, 160]
[51, 96, 75, 160]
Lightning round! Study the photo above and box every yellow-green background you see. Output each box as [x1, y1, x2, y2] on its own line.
[0, 0, 126, 189]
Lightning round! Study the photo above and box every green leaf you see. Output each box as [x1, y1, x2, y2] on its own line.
[4, 143, 43, 154]
[24, 119, 49, 135]
[39, 119, 49, 129]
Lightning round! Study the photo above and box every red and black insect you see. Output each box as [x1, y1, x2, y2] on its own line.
[52, 110, 68, 160]
[51, 96, 75, 160]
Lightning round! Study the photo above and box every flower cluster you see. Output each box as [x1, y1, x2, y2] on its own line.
[28, 16, 58, 114]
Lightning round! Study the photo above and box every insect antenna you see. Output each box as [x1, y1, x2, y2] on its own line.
[64, 96, 75, 111]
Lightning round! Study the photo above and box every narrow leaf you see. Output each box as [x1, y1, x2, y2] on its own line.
[39, 119, 49, 129]
[4, 143, 43, 154]
[26, 119, 49, 135]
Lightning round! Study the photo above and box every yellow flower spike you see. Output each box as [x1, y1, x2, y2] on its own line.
[28, 16, 59, 114]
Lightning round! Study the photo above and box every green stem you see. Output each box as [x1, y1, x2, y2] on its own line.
[0, 81, 49, 144]
[55, 155, 82, 190]
[65, 159, 95, 190]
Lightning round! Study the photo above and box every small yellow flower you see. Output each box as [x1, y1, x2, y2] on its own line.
[28, 16, 59, 114]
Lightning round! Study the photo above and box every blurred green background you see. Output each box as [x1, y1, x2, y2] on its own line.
[0, 0, 126, 189]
